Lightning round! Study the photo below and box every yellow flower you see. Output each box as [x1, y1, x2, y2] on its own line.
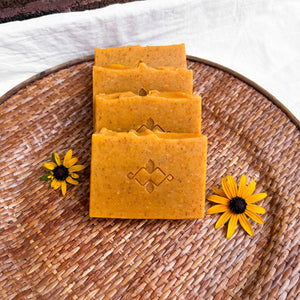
[207, 175, 267, 239]
[41, 149, 85, 196]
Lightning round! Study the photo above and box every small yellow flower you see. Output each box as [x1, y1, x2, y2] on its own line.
[207, 175, 267, 239]
[41, 149, 85, 196]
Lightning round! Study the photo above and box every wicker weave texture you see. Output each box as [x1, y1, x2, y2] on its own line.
[0, 58, 299, 299]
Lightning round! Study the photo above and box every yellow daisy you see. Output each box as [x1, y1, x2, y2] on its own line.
[41, 149, 85, 196]
[207, 175, 267, 239]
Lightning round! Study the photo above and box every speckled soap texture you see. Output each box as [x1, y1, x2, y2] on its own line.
[95, 44, 187, 68]
[94, 90, 202, 133]
[90, 129, 207, 219]
[93, 63, 193, 97]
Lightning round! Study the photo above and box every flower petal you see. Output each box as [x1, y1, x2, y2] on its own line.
[51, 179, 61, 190]
[227, 175, 238, 198]
[66, 176, 79, 185]
[206, 204, 228, 215]
[222, 177, 233, 199]
[63, 149, 73, 167]
[212, 186, 227, 197]
[238, 214, 254, 236]
[54, 153, 61, 166]
[245, 209, 264, 224]
[44, 162, 57, 170]
[65, 157, 78, 168]
[61, 181, 67, 196]
[247, 203, 266, 214]
[207, 195, 230, 205]
[70, 173, 79, 179]
[238, 174, 247, 197]
[243, 179, 256, 198]
[227, 214, 238, 239]
[69, 164, 85, 172]
[215, 211, 232, 229]
[246, 193, 267, 204]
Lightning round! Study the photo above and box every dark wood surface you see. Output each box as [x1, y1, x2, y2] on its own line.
[0, 0, 137, 23]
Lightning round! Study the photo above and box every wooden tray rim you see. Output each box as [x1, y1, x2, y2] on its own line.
[1, 54, 299, 130]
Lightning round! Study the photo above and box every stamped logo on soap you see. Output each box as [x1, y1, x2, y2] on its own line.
[127, 159, 173, 193]
[136, 118, 165, 133]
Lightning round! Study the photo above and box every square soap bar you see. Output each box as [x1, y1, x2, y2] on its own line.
[95, 44, 187, 68]
[94, 90, 202, 133]
[90, 129, 207, 219]
[93, 63, 193, 97]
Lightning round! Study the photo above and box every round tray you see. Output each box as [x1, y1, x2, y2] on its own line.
[0, 56, 299, 299]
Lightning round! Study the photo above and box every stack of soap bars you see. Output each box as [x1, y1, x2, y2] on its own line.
[90, 44, 207, 219]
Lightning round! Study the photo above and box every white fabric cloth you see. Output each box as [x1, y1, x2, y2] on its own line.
[0, 0, 299, 120]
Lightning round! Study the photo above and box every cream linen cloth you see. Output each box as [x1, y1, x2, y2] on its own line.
[0, 0, 299, 120]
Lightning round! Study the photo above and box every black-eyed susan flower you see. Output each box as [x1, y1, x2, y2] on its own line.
[207, 175, 267, 239]
[41, 149, 85, 196]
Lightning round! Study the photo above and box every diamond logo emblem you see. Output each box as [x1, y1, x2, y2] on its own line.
[127, 159, 173, 193]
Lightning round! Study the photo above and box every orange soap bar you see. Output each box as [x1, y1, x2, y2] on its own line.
[93, 63, 193, 97]
[90, 129, 207, 219]
[94, 90, 202, 133]
[95, 44, 187, 68]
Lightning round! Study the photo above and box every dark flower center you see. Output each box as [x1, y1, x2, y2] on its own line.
[53, 165, 68, 180]
[230, 197, 247, 214]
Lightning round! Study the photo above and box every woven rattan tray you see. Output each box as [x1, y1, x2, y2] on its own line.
[1, 56, 299, 299]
